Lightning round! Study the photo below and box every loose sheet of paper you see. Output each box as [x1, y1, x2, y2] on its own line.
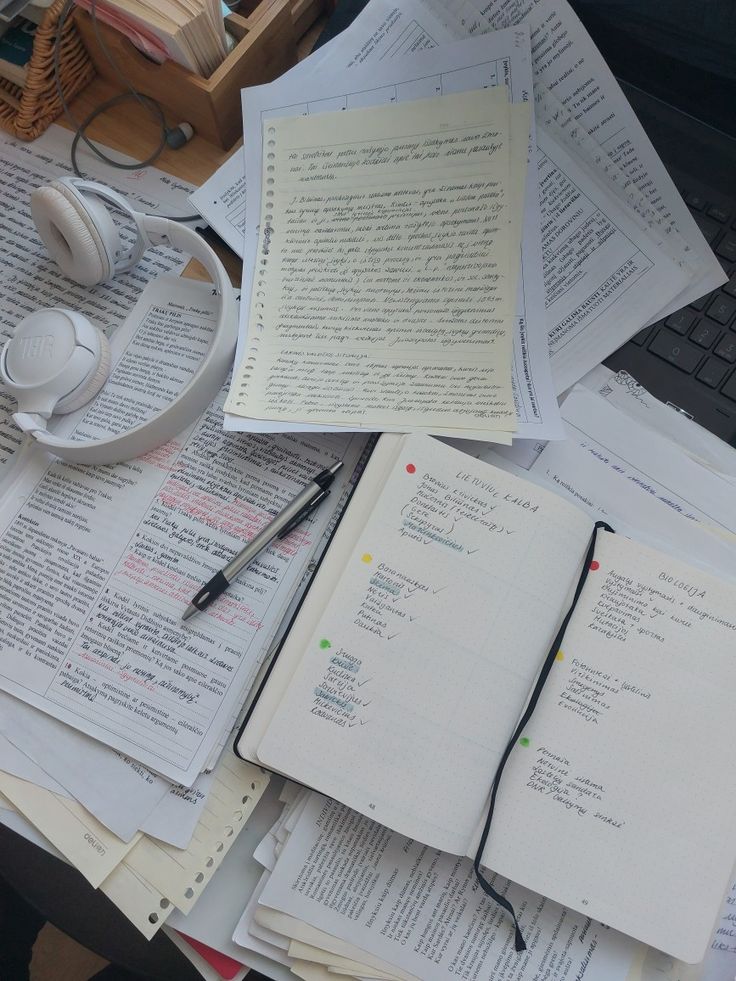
[585, 367, 736, 481]
[0, 275, 367, 785]
[536, 130, 684, 392]
[256, 792, 637, 981]
[0, 770, 141, 887]
[226, 90, 522, 434]
[484, 530, 736, 962]
[124, 755, 269, 914]
[0, 125, 195, 477]
[254, 433, 593, 853]
[228, 26, 563, 441]
[0, 692, 169, 842]
[546, 387, 736, 536]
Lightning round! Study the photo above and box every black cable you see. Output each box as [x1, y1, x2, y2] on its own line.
[53, 0, 200, 222]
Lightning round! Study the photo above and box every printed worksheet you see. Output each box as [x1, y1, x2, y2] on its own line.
[0, 125, 195, 477]
[0, 276, 366, 785]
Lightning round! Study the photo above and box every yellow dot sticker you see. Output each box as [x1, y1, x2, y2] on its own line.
[361, 553, 373, 564]
[555, 650, 565, 661]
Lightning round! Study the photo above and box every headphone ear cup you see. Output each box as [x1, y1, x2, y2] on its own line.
[55, 330, 111, 415]
[31, 183, 118, 287]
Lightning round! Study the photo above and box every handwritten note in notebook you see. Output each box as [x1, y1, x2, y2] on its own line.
[226, 89, 528, 436]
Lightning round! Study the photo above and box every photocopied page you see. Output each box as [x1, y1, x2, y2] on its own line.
[229, 26, 563, 442]
[0, 275, 366, 785]
[253, 433, 594, 854]
[483, 530, 736, 962]
[256, 792, 638, 981]
[0, 125, 195, 477]
[226, 89, 523, 436]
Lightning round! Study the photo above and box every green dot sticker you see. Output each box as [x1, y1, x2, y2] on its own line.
[319, 639, 331, 649]
[518, 737, 530, 747]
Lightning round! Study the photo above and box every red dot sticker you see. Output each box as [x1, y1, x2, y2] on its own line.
[406, 463, 416, 474]
[590, 560, 600, 571]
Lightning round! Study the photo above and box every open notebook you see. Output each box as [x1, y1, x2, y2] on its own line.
[237, 432, 736, 962]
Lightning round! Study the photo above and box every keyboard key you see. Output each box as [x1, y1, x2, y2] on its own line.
[714, 335, 736, 363]
[689, 292, 711, 311]
[707, 204, 731, 224]
[648, 330, 702, 373]
[630, 326, 653, 346]
[716, 233, 736, 263]
[707, 294, 736, 325]
[722, 371, 736, 403]
[697, 358, 729, 388]
[665, 309, 697, 335]
[694, 213, 720, 244]
[724, 274, 736, 298]
[685, 191, 706, 210]
[690, 320, 720, 348]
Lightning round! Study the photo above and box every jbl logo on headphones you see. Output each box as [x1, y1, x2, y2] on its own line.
[18, 335, 54, 359]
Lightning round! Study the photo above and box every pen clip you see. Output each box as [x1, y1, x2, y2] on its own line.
[278, 488, 329, 539]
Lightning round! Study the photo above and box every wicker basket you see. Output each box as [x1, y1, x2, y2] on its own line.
[0, 0, 95, 141]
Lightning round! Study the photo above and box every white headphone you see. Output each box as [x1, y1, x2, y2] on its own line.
[0, 177, 237, 465]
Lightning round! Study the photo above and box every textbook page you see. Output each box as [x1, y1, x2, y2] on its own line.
[0, 125, 195, 478]
[0, 276, 366, 785]
[229, 27, 563, 441]
[226, 90, 520, 435]
[189, 0, 452, 253]
[255, 433, 593, 854]
[484, 530, 736, 961]
[257, 793, 637, 981]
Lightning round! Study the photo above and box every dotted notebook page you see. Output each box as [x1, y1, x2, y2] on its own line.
[256, 432, 594, 855]
[487, 530, 736, 963]
[225, 89, 528, 436]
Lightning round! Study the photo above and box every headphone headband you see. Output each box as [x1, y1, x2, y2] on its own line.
[1, 179, 237, 465]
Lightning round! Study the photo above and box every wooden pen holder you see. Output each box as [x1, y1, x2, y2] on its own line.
[75, 0, 333, 150]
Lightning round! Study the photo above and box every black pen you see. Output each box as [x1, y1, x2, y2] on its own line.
[182, 461, 343, 621]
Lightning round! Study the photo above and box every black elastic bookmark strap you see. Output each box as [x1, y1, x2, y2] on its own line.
[473, 520, 615, 952]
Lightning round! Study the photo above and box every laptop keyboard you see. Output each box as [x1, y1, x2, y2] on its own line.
[628, 193, 736, 398]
